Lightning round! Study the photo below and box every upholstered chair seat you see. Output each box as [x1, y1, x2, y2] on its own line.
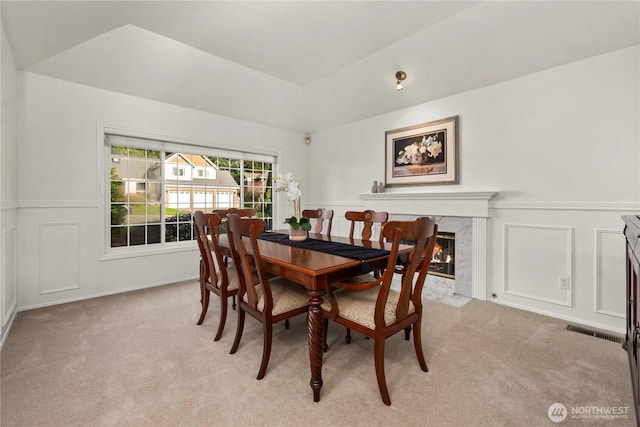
[245, 278, 311, 316]
[345, 272, 376, 285]
[219, 266, 240, 291]
[321, 287, 415, 330]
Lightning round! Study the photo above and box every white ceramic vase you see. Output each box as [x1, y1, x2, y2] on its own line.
[289, 226, 308, 241]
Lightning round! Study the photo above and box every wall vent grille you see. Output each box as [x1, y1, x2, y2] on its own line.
[566, 324, 623, 343]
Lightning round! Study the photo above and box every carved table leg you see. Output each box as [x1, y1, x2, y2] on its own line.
[307, 288, 325, 402]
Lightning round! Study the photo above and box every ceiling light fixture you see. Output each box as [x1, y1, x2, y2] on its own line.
[395, 71, 407, 91]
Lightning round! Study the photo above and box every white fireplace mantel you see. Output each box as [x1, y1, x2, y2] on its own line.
[359, 191, 496, 218]
[359, 191, 497, 301]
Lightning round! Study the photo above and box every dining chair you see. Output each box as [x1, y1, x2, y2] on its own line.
[227, 213, 310, 380]
[302, 208, 334, 236]
[345, 210, 389, 243]
[210, 207, 258, 265]
[323, 217, 438, 405]
[193, 211, 240, 341]
[211, 207, 257, 233]
[212, 207, 257, 218]
[334, 210, 390, 343]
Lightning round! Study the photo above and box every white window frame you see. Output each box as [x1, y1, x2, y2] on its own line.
[98, 125, 278, 260]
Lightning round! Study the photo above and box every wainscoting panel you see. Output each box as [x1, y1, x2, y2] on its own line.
[504, 224, 572, 306]
[39, 222, 80, 295]
[2, 227, 17, 327]
[595, 229, 625, 317]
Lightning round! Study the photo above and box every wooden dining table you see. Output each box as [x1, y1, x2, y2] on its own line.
[218, 230, 412, 402]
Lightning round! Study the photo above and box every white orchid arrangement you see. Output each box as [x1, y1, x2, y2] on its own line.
[274, 173, 311, 231]
[396, 134, 443, 165]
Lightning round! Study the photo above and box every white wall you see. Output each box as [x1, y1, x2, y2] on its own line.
[16, 72, 307, 310]
[305, 46, 640, 332]
[9, 41, 639, 335]
[1, 21, 19, 347]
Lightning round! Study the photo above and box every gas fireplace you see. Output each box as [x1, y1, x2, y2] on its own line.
[362, 190, 497, 299]
[429, 232, 455, 279]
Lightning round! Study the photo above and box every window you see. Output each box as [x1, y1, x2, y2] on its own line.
[174, 167, 187, 177]
[107, 133, 274, 249]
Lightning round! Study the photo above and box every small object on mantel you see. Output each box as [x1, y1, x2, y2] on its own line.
[371, 181, 378, 193]
[378, 182, 385, 193]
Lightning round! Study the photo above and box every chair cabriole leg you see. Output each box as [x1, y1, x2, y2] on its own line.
[374, 337, 391, 405]
[197, 289, 210, 325]
[404, 326, 411, 341]
[412, 318, 428, 372]
[214, 295, 228, 341]
[199, 259, 205, 304]
[257, 321, 273, 380]
[230, 309, 245, 354]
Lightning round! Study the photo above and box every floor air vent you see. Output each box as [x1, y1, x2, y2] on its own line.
[566, 324, 623, 343]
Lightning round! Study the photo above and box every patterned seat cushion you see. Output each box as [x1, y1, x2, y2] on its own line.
[216, 266, 240, 291]
[244, 277, 309, 316]
[345, 273, 376, 284]
[322, 287, 414, 330]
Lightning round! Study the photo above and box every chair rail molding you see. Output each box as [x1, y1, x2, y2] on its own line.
[19, 200, 98, 209]
[491, 201, 640, 212]
[0, 201, 19, 210]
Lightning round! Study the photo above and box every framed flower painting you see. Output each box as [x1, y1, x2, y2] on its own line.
[385, 116, 458, 186]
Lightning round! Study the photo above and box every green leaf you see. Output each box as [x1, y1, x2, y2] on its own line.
[284, 217, 298, 227]
[284, 215, 312, 231]
[300, 217, 312, 232]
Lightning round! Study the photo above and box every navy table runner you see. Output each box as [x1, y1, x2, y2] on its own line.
[256, 232, 390, 274]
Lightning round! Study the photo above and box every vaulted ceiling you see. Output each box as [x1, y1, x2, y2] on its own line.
[2, 1, 639, 133]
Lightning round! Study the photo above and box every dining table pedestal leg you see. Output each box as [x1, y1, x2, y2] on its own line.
[307, 288, 324, 402]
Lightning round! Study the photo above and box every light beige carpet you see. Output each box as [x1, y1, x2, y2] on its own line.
[1, 280, 634, 426]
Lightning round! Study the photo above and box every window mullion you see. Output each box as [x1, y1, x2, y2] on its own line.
[240, 159, 245, 208]
[161, 150, 166, 244]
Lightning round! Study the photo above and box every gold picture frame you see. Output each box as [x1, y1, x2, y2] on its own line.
[385, 116, 458, 186]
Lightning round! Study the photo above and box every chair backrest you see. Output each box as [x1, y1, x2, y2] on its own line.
[193, 211, 227, 288]
[211, 208, 257, 233]
[227, 214, 273, 313]
[345, 210, 389, 243]
[302, 208, 334, 235]
[212, 207, 257, 218]
[377, 217, 438, 327]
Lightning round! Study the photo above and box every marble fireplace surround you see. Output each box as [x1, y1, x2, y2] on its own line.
[359, 191, 496, 301]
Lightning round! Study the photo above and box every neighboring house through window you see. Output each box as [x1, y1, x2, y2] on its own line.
[106, 133, 274, 250]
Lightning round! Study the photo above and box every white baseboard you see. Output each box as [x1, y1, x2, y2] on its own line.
[491, 298, 626, 335]
[0, 309, 18, 351]
[17, 275, 198, 312]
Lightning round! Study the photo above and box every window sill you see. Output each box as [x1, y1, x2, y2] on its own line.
[99, 242, 198, 261]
